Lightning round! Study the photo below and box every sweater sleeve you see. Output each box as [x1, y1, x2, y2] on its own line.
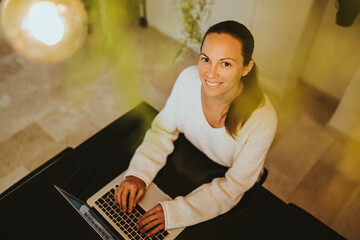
[124, 71, 187, 187]
[160, 112, 277, 229]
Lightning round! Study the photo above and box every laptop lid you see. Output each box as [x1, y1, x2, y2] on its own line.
[55, 185, 120, 240]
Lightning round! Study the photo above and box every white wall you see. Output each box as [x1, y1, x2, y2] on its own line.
[313, 0, 360, 140]
[147, 0, 256, 46]
[250, 0, 314, 98]
[329, 66, 360, 141]
[147, 0, 183, 41]
[147, 0, 315, 99]
[300, 0, 360, 99]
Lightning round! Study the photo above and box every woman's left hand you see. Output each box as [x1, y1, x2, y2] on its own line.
[137, 204, 165, 236]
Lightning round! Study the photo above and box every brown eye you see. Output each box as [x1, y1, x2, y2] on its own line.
[222, 62, 231, 67]
[201, 57, 210, 63]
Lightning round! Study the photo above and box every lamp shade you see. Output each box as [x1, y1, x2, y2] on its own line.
[0, 0, 88, 62]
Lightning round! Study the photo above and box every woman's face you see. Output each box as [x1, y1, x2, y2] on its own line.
[198, 33, 252, 100]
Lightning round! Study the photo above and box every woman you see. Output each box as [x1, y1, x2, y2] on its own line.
[114, 20, 277, 236]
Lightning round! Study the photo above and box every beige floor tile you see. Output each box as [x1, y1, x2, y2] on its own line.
[0, 123, 59, 178]
[322, 138, 360, 182]
[0, 165, 29, 194]
[0, 66, 57, 110]
[0, 56, 64, 142]
[332, 183, 360, 240]
[0, 39, 13, 59]
[305, 93, 338, 125]
[277, 85, 309, 120]
[38, 104, 100, 143]
[0, 88, 61, 143]
[132, 28, 199, 110]
[0, 53, 24, 83]
[280, 82, 337, 125]
[288, 160, 357, 226]
[0, 92, 11, 109]
[84, 71, 144, 126]
[263, 166, 300, 201]
[40, 72, 137, 148]
[274, 110, 297, 139]
[23, 141, 68, 172]
[265, 115, 334, 199]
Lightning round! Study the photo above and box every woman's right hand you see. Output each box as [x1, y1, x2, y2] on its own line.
[114, 176, 146, 213]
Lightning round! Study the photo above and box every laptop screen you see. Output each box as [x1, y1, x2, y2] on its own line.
[55, 186, 120, 240]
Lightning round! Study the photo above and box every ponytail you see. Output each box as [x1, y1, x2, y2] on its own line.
[224, 62, 264, 139]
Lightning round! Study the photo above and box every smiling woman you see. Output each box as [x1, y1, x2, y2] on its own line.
[199, 32, 252, 130]
[199, 21, 265, 137]
[114, 20, 277, 236]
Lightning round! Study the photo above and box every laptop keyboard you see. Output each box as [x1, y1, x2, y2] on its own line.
[95, 187, 169, 240]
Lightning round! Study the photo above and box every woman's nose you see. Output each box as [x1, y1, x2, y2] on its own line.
[207, 64, 218, 79]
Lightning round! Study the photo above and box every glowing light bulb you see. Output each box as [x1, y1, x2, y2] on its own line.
[28, 2, 64, 45]
[0, 0, 87, 63]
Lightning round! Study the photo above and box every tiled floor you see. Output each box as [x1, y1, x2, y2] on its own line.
[0, 26, 359, 239]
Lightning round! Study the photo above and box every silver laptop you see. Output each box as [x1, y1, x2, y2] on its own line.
[55, 185, 120, 240]
[75, 170, 184, 240]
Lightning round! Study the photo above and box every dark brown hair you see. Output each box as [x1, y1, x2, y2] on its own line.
[201, 20, 264, 138]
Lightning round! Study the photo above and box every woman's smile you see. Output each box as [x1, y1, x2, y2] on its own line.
[205, 79, 223, 88]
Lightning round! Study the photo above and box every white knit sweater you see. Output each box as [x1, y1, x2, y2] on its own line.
[125, 65, 277, 230]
